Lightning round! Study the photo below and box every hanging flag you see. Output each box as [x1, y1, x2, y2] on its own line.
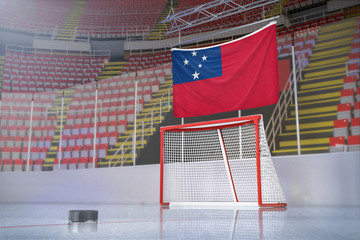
[171, 21, 279, 118]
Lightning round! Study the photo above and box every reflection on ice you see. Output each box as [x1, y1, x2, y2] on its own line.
[160, 207, 287, 240]
[68, 222, 98, 233]
[1, 204, 358, 239]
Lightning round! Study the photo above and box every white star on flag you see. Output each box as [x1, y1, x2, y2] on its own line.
[198, 64, 202, 68]
[202, 55, 207, 61]
[183, 59, 189, 65]
[192, 71, 200, 80]
[191, 51, 197, 57]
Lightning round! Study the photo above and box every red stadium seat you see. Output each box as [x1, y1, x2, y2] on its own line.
[60, 158, 70, 170]
[78, 157, 88, 169]
[329, 136, 346, 152]
[354, 102, 360, 118]
[13, 159, 24, 172]
[350, 118, 360, 136]
[12, 147, 21, 159]
[69, 135, 77, 147]
[337, 103, 352, 121]
[69, 158, 79, 170]
[348, 135, 360, 151]
[333, 119, 349, 139]
[7, 136, 15, 148]
[1, 146, 11, 159]
[343, 76, 357, 91]
[33, 159, 43, 171]
[2, 159, 13, 172]
[340, 89, 355, 105]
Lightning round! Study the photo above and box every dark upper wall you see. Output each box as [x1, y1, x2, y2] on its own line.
[91, 39, 125, 60]
[0, 30, 34, 54]
[0, 30, 125, 60]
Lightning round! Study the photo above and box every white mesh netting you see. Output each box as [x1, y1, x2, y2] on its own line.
[162, 116, 286, 205]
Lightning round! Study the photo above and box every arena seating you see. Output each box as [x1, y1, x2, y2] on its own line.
[77, 0, 166, 39]
[273, 17, 359, 155]
[0, 0, 73, 35]
[277, 26, 319, 58]
[277, 12, 344, 36]
[0, 91, 57, 170]
[2, 50, 108, 93]
[58, 64, 170, 168]
[30, 59, 172, 170]
[329, 17, 360, 152]
[1, 2, 359, 171]
[123, 52, 172, 72]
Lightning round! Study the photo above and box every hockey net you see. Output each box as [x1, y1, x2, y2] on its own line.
[160, 115, 286, 207]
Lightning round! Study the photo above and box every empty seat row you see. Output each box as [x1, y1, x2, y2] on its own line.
[77, 0, 166, 38]
[52, 157, 98, 170]
[4, 60, 104, 69]
[6, 51, 107, 62]
[61, 120, 127, 137]
[0, 125, 56, 137]
[278, 29, 318, 58]
[0, 146, 48, 160]
[1, 91, 56, 100]
[0, 159, 44, 172]
[0, 0, 72, 34]
[0, 115, 57, 126]
[67, 111, 127, 124]
[123, 53, 172, 72]
[3, 50, 109, 93]
[331, 31, 359, 151]
[333, 118, 360, 139]
[56, 144, 108, 159]
[60, 132, 118, 147]
[1, 99, 55, 107]
[329, 135, 360, 152]
[82, 80, 161, 98]
[277, 14, 344, 38]
[0, 135, 52, 148]
[0, 157, 98, 172]
[72, 90, 149, 102]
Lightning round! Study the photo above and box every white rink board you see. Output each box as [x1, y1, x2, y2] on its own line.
[0, 152, 359, 206]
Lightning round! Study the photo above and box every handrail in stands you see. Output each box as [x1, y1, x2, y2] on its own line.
[109, 83, 172, 167]
[266, 51, 306, 152]
[83, 9, 160, 16]
[5, 44, 110, 59]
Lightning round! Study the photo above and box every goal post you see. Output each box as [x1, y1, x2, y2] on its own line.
[160, 115, 286, 208]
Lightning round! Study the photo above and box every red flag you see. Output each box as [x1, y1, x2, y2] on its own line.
[172, 21, 279, 118]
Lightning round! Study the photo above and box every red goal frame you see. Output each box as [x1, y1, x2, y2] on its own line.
[160, 115, 287, 208]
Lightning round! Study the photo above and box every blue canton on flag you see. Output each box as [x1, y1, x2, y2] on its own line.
[172, 46, 223, 85]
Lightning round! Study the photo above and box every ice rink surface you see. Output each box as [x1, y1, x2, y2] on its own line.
[0, 204, 359, 239]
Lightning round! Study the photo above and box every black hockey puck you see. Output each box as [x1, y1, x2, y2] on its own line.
[68, 210, 98, 223]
